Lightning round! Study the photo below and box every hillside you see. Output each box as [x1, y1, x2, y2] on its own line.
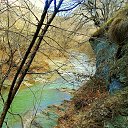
[0, 1, 95, 87]
[55, 5, 128, 128]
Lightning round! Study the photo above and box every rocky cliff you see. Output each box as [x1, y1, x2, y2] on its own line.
[56, 6, 128, 128]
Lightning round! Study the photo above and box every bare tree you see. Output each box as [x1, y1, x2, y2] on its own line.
[0, 0, 82, 127]
[72, 0, 127, 29]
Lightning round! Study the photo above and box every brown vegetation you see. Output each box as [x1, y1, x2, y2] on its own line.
[108, 6, 128, 45]
[90, 5, 128, 42]
[55, 78, 109, 128]
[56, 5, 128, 128]
[56, 78, 128, 128]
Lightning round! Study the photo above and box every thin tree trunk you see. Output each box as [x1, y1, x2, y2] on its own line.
[0, 0, 64, 127]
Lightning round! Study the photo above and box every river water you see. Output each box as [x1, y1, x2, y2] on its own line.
[0, 52, 95, 128]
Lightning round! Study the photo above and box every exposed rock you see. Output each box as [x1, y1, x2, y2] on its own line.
[90, 7, 128, 92]
[56, 5, 128, 128]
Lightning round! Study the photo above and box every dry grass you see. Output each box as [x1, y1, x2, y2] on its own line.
[56, 78, 128, 128]
[55, 77, 109, 128]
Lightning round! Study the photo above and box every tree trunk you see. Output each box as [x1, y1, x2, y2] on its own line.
[0, 0, 64, 127]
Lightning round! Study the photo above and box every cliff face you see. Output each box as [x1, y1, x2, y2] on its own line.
[90, 37, 118, 92]
[89, 36, 128, 94]
[89, 9, 128, 94]
[56, 7, 128, 128]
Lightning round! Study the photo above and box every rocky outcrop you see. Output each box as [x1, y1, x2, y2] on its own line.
[56, 6, 128, 128]
[89, 6, 128, 93]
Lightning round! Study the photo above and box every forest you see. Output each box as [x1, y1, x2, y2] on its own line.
[0, 0, 128, 128]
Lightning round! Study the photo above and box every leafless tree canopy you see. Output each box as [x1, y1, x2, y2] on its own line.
[72, 0, 127, 28]
[0, 0, 127, 127]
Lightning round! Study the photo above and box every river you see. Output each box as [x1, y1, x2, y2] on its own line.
[0, 52, 95, 128]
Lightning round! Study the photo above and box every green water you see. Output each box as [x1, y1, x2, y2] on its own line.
[0, 52, 95, 128]
[0, 82, 72, 128]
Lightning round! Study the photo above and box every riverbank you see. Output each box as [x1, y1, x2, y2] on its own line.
[55, 7, 128, 127]
[18, 51, 95, 90]
[0, 51, 95, 128]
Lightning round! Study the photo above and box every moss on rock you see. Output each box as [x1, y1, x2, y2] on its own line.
[109, 43, 128, 87]
[56, 5, 128, 128]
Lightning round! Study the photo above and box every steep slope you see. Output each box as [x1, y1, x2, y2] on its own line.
[55, 5, 128, 128]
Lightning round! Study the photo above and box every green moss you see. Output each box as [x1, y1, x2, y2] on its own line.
[108, 17, 128, 45]
[91, 4, 128, 41]
[109, 43, 128, 87]
[92, 18, 114, 38]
